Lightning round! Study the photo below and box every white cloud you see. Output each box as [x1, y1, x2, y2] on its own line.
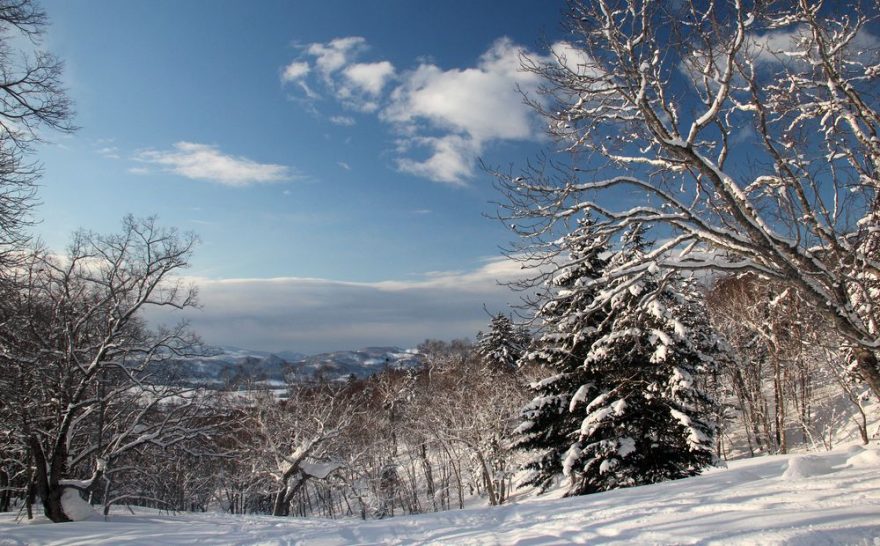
[307, 36, 367, 76]
[385, 38, 540, 139]
[343, 61, 395, 96]
[286, 37, 390, 112]
[550, 41, 598, 77]
[97, 146, 120, 159]
[329, 115, 356, 126]
[683, 26, 880, 82]
[395, 134, 476, 185]
[281, 61, 310, 83]
[144, 257, 531, 353]
[135, 142, 292, 187]
[296, 81, 322, 100]
[337, 161, 351, 170]
[281, 36, 547, 185]
[381, 38, 544, 183]
[748, 26, 880, 66]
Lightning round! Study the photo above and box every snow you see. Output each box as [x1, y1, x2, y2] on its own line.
[3, 446, 880, 545]
[530, 373, 563, 390]
[617, 437, 636, 457]
[299, 461, 342, 480]
[650, 329, 672, 363]
[57, 479, 93, 489]
[669, 408, 710, 448]
[59, 488, 96, 522]
[845, 445, 880, 467]
[581, 406, 615, 436]
[561, 443, 582, 476]
[598, 457, 619, 474]
[781, 455, 834, 479]
[568, 383, 593, 412]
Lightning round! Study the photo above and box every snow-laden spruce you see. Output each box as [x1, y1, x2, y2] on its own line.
[512, 216, 611, 493]
[477, 313, 528, 372]
[514, 221, 727, 496]
[564, 224, 723, 494]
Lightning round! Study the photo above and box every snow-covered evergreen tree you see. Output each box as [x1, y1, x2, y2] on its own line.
[512, 216, 610, 492]
[563, 224, 721, 495]
[477, 314, 524, 372]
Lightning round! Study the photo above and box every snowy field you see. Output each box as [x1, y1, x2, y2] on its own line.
[2, 445, 879, 545]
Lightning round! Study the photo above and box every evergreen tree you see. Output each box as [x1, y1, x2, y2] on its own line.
[512, 216, 610, 492]
[477, 314, 524, 372]
[562, 224, 721, 495]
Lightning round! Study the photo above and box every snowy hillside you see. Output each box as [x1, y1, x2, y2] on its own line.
[2, 444, 879, 545]
[149, 346, 424, 387]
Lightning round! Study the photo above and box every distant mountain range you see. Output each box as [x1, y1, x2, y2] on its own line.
[150, 346, 424, 387]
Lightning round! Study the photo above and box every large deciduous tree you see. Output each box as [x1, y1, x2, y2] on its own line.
[496, 0, 880, 400]
[0, 216, 203, 522]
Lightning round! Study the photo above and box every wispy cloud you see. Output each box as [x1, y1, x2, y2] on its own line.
[281, 36, 547, 185]
[97, 146, 120, 159]
[281, 61, 310, 83]
[681, 26, 879, 87]
[337, 161, 351, 170]
[308, 36, 368, 77]
[145, 257, 531, 353]
[134, 142, 293, 187]
[329, 115, 356, 126]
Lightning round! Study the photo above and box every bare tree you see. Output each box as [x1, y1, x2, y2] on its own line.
[414, 349, 526, 507]
[0, 0, 74, 265]
[496, 0, 880, 399]
[0, 216, 199, 522]
[248, 383, 360, 517]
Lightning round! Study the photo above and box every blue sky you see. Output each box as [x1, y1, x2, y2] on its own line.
[34, 0, 568, 352]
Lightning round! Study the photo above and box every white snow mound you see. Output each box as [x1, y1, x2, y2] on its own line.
[846, 447, 880, 468]
[781, 455, 834, 479]
[60, 488, 96, 522]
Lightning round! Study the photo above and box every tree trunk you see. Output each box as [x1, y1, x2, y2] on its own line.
[25, 477, 34, 520]
[0, 469, 9, 512]
[272, 486, 289, 517]
[102, 479, 113, 517]
[473, 450, 497, 506]
[773, 357, 787, 454]
[29, 436, 70, 523]
[420, 443, 437, 512]
[856, 350, 880, 403]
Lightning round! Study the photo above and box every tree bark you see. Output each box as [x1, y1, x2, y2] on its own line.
[29, 436, 70, 523]
[856, 350, 880, 403]
[0, 469, 9, 512]
[272, 486, 289, 517]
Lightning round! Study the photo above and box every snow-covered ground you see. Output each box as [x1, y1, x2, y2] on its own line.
[2, 444, 879, 545]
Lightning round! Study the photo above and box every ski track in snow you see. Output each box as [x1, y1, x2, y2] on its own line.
[2, 445, 880, 545]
